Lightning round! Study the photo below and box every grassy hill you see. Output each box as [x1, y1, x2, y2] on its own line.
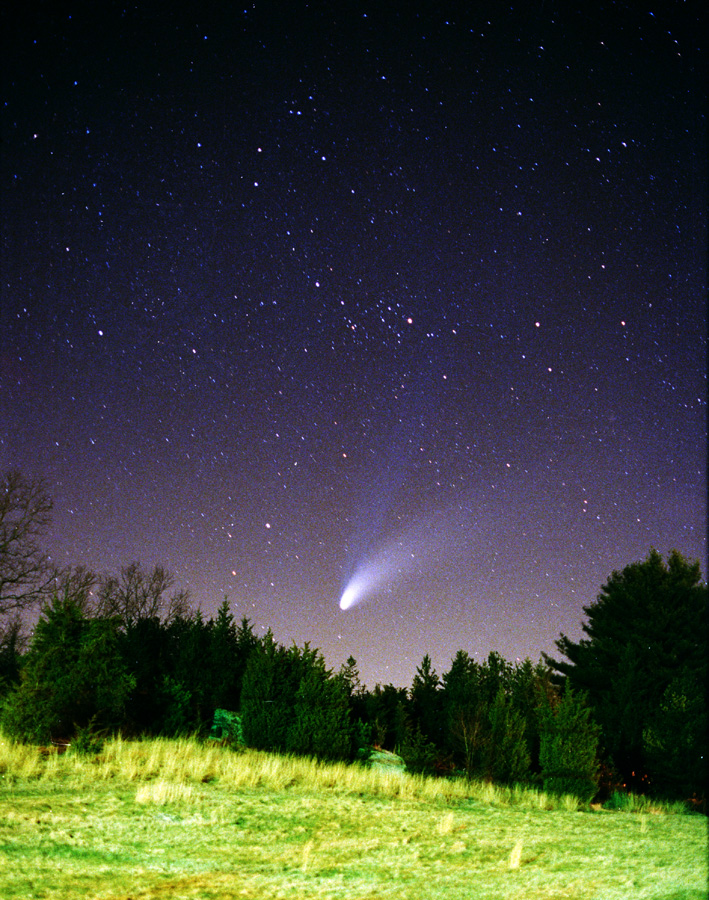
[1, 733, 706, 899]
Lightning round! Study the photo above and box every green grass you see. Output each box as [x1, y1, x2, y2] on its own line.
[1, 733, 706, 900]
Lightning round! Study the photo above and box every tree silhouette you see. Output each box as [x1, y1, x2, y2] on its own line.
[546, 549, 707, 798]
[409, 653, 442, 746]
[94, 562, 191, 628]
[0, 470, 55, 617]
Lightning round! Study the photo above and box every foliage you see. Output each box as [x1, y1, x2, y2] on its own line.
[287, 655, 352, 760]
[114, 604, 257, 737]
[363, 682, 409, 750]
[398, 721, 438, 775]
[240, 633, 306, 752]
[0, 615, 24, 697]
[155, 674, 193, 736]
[69, 717, 107, 755]
[642, 671, 708, 801]
[117, 615, 171, 734]
[508, 657, 554, 773]
[210, 708, 244, 745]
[487, 687, 531, 783]
[240, 635, 352, 760]
[546, 549, 708, 799]
[409, 653, 442, 745]
[538, 680, 601, 803]
[439, 650, 531, 783]
[1, 592, 135, 742]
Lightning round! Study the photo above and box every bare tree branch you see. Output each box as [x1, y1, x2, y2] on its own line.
[0, 470, 57, 616]
[93, 562, 192, 627]
[52, 565, 99, 614]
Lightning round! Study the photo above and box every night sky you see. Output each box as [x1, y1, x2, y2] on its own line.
[2, 2, 705, 688]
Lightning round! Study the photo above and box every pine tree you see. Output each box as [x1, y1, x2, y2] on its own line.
[287, 655, 352, 760]
[485, 687, 530, 784]
[162, 611, 211, 733]
[545, 549, 707, 797]
[509, 658, 555, 774]
[1, 591, 134, 742]
[409, 653, 442, 746]
[208, 600, 240, 712]
[240, 635, 319, 752]
[642, 671, 708, 801]
[441, 650, 488, 777]
[239, 632, 288, 751]
[118, 615, 170, 734]
[538, 680, 600, 802]
[363, 683, 409, 750]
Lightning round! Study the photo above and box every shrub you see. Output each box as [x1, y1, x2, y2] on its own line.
[210, 709, 244, 745]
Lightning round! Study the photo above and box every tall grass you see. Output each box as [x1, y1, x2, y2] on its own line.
[0, 730, 694, 815]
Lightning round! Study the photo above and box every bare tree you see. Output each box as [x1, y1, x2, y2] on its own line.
[53, 565, 99, 613]
[94, 562, 191, 627]
[0, 470, 56, 616]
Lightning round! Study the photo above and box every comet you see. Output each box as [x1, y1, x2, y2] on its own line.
[339, 510, 466, 611]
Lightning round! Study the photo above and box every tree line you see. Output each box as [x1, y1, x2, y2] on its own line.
[1, 471, 706, 805]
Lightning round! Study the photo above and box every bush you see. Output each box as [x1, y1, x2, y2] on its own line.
[210, 709, 244, 745]
[399, 723, 438, 775]
[69, 719, 106, 755]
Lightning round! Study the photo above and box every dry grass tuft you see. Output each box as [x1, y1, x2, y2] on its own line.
[135, 779, 198, 805]
[509, 838, 524, 868]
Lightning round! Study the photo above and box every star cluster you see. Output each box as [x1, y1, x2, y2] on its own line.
[1, 3, 705, 687]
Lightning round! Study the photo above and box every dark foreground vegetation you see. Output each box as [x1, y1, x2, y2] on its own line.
[1, 470, 706, 809]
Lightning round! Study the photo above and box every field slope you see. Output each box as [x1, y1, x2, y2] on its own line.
[1, 735, 706, 900]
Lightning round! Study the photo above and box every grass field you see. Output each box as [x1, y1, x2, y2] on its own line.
[1, 734, 706, 900]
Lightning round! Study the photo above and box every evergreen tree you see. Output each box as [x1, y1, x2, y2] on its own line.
[1, 592, 134, 742]
[398, 721, 438, 775]
[338, 655, 364, 703]
[233, 616, 259, 701]
[538, 680, 600, 802]
[485, 687, 530, 784]
[118, 615, 170, 734]
[337, 656, 370, 755]
[545, 549, 708, 797]
[642, 671, 707, 801]
[287, 655, 352, 760]
[409, 653, 442, 746]
[441, 650, 488, 777]
[206, 600, 240, 712]
[240, 635, 319, 752]
[509, 658, 555, 774]
[363, 683, 409, 750]
[0, 615, 24, 698]
[162, 612, 213, 733]
[239, 632, 286, 751]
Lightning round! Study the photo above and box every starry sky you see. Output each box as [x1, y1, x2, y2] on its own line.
[1, 2, 706, 688]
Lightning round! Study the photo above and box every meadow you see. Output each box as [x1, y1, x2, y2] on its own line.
[0, 734, 706, 900]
